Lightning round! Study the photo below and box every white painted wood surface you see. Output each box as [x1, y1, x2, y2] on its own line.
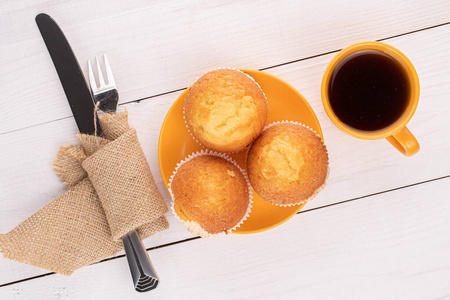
[2, 0, 450, 134]
[4, 177, 450, 299]
[1, 0, 450, 298]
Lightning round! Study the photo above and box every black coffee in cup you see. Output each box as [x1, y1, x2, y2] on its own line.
[328, 50, 410, 131]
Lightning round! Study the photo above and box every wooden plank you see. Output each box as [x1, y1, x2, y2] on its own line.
[2, 176, 449, 299]
[1, 0, 450, 134]
[1, 23, 450, 285]
[0, 0, 144, 43]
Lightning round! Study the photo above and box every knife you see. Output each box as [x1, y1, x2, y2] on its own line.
[35, 13, 101, 136]
[35, 13, 158, 292]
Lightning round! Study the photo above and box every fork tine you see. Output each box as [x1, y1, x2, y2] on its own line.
[87, 60, 97, 92]
[96, 56, 106, 88]
[103, 54, 116, 87]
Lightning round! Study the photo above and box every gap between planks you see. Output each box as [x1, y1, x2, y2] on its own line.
[1, 173, 449, 289]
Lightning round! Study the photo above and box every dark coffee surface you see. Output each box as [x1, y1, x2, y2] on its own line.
[329, 50, 410, 131]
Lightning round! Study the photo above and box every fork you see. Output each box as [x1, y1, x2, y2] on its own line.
[88, 55, 159, 293]
[88, 55, 119, 113]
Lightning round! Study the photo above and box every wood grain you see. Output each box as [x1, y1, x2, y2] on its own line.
[2, 176, 450, 299]
[1, 0, 450, 134]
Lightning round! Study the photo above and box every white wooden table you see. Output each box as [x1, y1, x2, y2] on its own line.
[1, 1, 450, 299]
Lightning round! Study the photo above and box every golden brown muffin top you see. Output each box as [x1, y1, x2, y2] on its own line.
[171, 155, 250, 234]
[247, 123, 329, 205]
[185, 69, 268, 152]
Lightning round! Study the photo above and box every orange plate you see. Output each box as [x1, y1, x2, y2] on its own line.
[158, 69, 323, 234]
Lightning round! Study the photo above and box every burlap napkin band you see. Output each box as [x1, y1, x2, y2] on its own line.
[0, 112, 169, 275]
[82, 128, 168, 241]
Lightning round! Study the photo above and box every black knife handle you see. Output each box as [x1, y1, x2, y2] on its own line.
[122, 231, 159, 292]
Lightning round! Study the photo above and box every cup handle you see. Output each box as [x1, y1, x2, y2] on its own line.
[385, 126, 419, 156]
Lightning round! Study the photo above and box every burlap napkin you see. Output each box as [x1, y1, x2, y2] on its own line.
[0, 111, 169, 275]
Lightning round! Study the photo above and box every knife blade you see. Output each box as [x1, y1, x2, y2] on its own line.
[35, 13, 100, 135]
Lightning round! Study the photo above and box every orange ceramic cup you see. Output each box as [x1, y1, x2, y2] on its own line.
[321, 41, 420, 156]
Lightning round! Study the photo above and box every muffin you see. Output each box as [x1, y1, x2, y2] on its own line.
[170, 153, 251, 236]
[247, 122, 329, 206]
[184, 68, 268, 153]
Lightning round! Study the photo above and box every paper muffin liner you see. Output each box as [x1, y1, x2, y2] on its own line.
[183, 67, 268, 154]
[168, 149, 253, 237]
[245, 120, 330, 207]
